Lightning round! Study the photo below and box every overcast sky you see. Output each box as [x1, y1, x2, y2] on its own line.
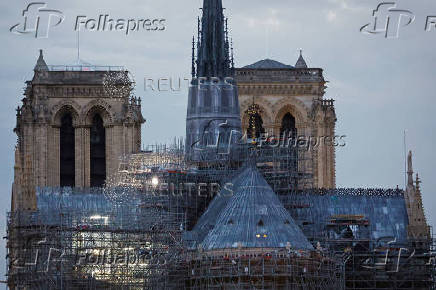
[0, 0, 435, 284]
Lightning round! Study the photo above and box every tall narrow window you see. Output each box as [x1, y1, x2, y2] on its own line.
[280, 112, 298, 173]
[90, 114, 106, 187]
[60, 113, 75, 187]
[280, 113, 297, 138]
[204, 91, 212, 108]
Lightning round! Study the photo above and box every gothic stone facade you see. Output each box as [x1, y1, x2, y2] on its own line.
[235, 59, 336, 189]
[11, 51, 144, 211]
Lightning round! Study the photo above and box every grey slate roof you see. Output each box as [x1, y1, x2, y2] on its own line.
[243, 59, 294, 69]
[34, 50, 48, 71]
[283, 191, 409, 243]
[189, 168, 245, 245]
[295, 51, 308, 68]
[200, 166, 313, 250]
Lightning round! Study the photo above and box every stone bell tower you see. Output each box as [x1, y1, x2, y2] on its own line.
[236, 51, 336, 189]
[11, 50, 144, 211]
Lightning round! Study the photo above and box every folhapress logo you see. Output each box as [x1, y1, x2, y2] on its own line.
[360, 2, 415, 39]
[10, 2, 65, 38]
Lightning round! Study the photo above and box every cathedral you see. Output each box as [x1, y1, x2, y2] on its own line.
[6, 0, 434, 289]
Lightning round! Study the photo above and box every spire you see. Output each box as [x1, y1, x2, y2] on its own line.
[230, 38, 234, 72]
[407, 150, 414, 187]
[191, 35, 196, 78]
[34, 49, 48, 71]
[195, 0, 231, 78]
[295, 49, 308, 69]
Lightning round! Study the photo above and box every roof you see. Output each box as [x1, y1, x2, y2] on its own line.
[295, 50, 308, 68]
[283, 191, 409, 243]
[34, 49, 48, 71]
[243, 59, 294, 69]
[189, 168, 244, 245]
[200, 166, 313, 250]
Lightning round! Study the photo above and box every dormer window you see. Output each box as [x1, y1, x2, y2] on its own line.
[257, 219, 264, 227]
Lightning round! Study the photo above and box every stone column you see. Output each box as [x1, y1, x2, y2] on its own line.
[47, 126, 59, 186]
[105, 125, 113, 180]
[52, 126, 60, 186]
[83, 126, 91, 187]
[74, 126, 84, 188]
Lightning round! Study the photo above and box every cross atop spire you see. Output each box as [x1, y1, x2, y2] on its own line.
[194, 0, 232, 79]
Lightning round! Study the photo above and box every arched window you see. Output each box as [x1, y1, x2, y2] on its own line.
[90, 114, 106, 187]
[280, 113, 297, 138]
[60, 113, 75, 187]
[246, 104, 265, 139]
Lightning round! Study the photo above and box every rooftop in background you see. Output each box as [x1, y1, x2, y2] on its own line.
[34, 50, 125, 72]
[42, 65, 125, 72]
[236, 54, 323, 83]
[243, 59, 294, 69]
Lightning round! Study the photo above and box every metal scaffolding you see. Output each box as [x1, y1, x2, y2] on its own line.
[6, 142, 435, 289]
[182, 249, 344, 289]
[6, 187, 185, 289]
[282, 190, 436, 290]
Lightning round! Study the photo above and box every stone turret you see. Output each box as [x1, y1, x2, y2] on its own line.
[295, 49, 308, 68]
[405, 151, 430, 240]
[34, 49, 48, 71]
